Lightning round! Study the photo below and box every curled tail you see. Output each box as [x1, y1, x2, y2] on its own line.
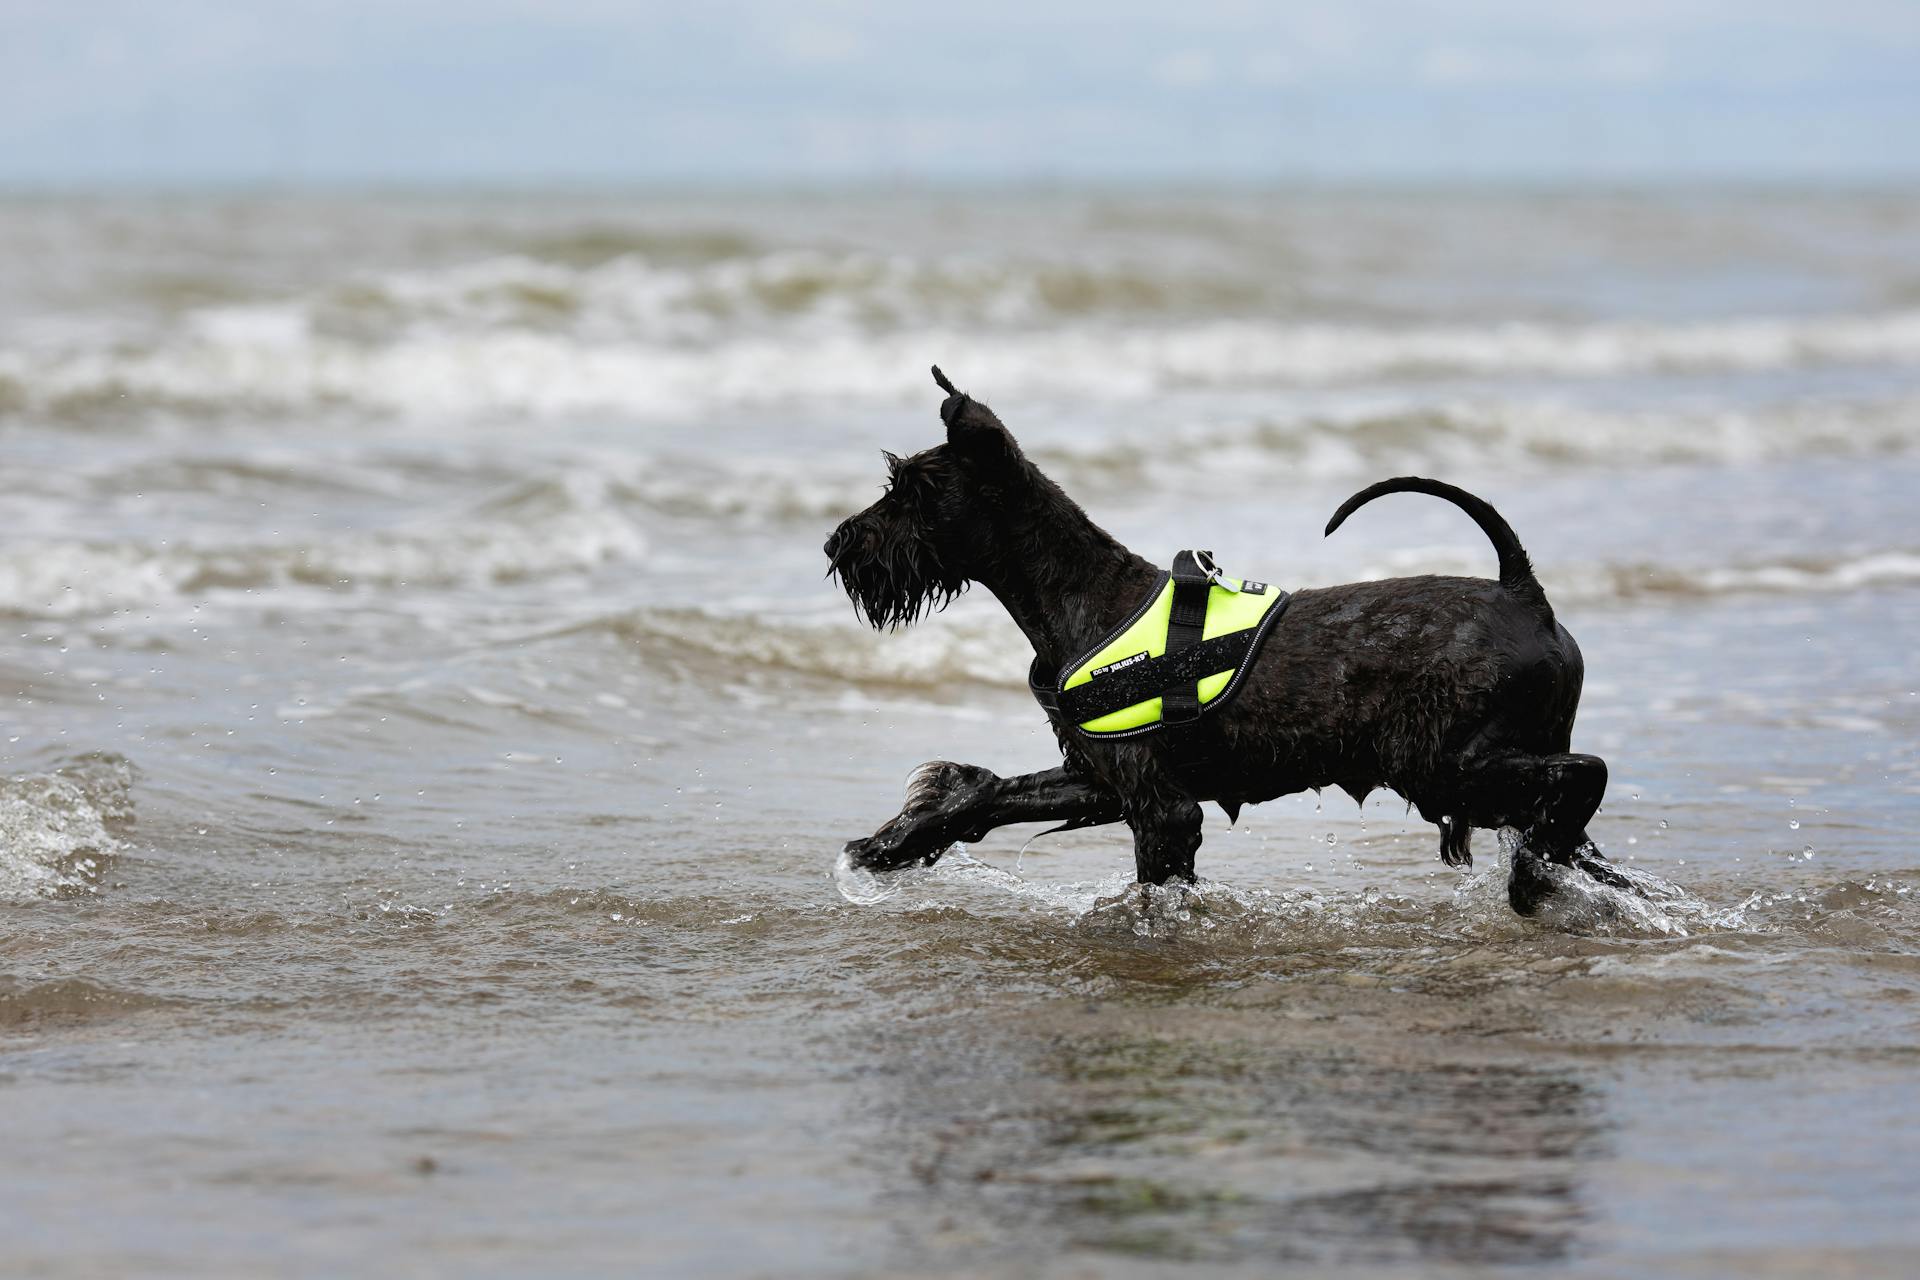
[1324, 476, 1552, 619]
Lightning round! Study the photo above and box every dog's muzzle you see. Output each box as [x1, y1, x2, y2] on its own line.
[823, 522, 857, 568]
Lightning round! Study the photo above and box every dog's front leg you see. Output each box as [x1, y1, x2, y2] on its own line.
[843, 764, 1121, 872]
[1125, 794, 1204, 885]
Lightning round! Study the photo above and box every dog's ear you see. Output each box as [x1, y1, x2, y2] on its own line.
[932, 365, 1022, 472]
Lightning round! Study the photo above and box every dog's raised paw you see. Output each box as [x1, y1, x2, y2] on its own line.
[842, 762, 998, 873]
[902, 760, 997, 814]
[841, 833, 933, 873]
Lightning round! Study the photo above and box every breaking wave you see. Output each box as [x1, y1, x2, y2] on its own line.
[589, 606, 1029, 691]
[1033, 393, 1920, 481]
[1365, 546, 1920, 606]
[3, 249, 1919, 422]
[594, 394, 1920, 524]
[0, 501, 644, 618]
[2, 457, 1912, 628]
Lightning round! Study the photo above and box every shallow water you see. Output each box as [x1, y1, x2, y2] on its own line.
[3, 188, 1919, 1276]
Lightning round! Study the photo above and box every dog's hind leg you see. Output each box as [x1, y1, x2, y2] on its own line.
[1430, 751, 1620, 914]
[843, 764, 1121, 871]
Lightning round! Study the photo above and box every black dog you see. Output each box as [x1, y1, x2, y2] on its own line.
[825, 368, 1625, 915]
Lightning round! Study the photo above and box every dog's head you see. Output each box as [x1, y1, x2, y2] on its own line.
[824, 367, 1034, 630]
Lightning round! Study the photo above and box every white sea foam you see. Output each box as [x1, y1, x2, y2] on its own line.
[1037, 393, 1920, 480]
[600, 606, 1030, 690]
[4, 250, 1919, 422]
[3, 512, 1912, 628]
[11, 519, 1904, 640]
[1359, 546, 1920, 607]
[0, 506, 645, 618]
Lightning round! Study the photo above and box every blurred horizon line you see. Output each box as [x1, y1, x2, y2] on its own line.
[7, 173, 1920, 200]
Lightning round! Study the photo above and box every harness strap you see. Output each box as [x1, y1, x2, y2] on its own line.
[1161, 550, 1216, 728]
[1051, 631, 1258, 724]
[1029, 665, 1064, 719]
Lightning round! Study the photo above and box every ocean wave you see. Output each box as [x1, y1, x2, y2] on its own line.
[1388, 547, 1920, 605]
[506, 226, 763, 268]
[0, 754, 133, 901]
[298, 251, 1263, 340]
[3, 250, 1919, 422]
[609, 459, 882, 524]
[0, 977, 179, 1026]
[35, 390, 1913, 536]
[608, 395, 1920, 526]
[590, 547, 1920, 693]
[1035, 394, 1920, 480]
[591, 606, 1029, 691]
[5, 455, 1912, 627]
[0, 503, 644, 618]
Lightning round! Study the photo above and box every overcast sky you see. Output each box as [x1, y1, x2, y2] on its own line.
[3, 0, 1917, 185]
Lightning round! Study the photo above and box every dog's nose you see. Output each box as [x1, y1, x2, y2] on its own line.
[824, 521, 856, 562]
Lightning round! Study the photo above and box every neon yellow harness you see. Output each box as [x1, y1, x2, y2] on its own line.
[1029, 551, 1290, 740]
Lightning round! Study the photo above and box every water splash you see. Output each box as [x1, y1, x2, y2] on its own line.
[0, 755, 134, 901]
[1454, 832, 1748, 938]
[832, 829, 1747, 945]
[830, 844, 1433, 953]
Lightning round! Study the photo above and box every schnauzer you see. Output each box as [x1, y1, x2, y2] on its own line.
[824, 368, 1625, 914]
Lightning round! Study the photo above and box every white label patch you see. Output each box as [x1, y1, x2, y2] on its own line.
[1091, 651, 1150, 679]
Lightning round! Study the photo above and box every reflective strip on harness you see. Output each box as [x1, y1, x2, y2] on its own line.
[1030, 551, 1290, 740]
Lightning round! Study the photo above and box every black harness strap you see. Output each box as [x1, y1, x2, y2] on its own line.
[1160, 549, 1215, 728]
[1054, 631, 1250, 724]
[1028, 664, 1065, 721]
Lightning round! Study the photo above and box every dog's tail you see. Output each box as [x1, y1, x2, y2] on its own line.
[1324, 476, 1552, 619]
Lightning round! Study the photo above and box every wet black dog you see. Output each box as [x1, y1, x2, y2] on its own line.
[824, 368, 1626, 915]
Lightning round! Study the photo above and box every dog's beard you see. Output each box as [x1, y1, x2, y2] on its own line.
[826, 524, 966, 631]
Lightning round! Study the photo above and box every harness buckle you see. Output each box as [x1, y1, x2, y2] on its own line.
[1190, 549, 1223, 585]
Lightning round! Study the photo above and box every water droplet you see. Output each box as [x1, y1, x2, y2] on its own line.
[1659, 819, 1669, 829]
[1789, 819, 1800, 830]
[1325, 832, 1337, 845]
